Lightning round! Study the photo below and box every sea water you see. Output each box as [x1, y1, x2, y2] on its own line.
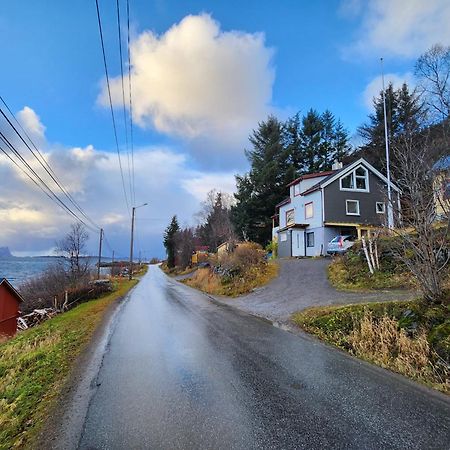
[0, 256, 62, 287]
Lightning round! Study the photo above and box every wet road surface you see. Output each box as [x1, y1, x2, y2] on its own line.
[77, 265, 449, 449]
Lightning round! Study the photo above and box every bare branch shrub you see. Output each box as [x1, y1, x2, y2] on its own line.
[56, 222, 92, 283]
[391, 133, 449, 303]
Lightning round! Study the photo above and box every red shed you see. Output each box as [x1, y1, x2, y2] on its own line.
[0, 278, 24, 337]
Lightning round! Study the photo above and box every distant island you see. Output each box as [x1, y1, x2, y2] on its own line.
[0, 247, 12, 258]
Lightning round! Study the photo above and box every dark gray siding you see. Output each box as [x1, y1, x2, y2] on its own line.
[323, 171, 388, 225]
[277, 230, 292, 257]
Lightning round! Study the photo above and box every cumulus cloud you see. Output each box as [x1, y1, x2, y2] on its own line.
[363, 72, 415, 110]
[342, 0, 450, 57]
[17, 106, 46, 140]
[0, 106, 238, 256]
[98, 14, 275, 161]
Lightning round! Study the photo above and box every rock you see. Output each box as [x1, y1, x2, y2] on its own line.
[0, 247, 12, 257]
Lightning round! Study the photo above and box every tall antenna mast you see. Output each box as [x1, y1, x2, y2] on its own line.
[381, 57, 394, 229]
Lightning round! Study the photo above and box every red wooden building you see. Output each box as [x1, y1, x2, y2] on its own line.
[0, 278, 24, 337]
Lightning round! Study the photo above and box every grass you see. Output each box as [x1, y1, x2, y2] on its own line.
[183, 262, 279, 297]
[159, 263, 195, 277]
[292, 299, 450, 393]
[0, 278, 138, 450]
[328, 253, 414, 291]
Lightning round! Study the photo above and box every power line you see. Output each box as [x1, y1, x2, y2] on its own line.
[126, 0, 136, 206]
[0, 132, 97, 232]
[0, 97, 100, 230]
[94, 0, 131, 216]
[115, 0, 134, 206]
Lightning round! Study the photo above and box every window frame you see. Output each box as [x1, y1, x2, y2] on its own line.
[293, 183, 301, 196]
[346, 199, 360, 216]
[376, 202, 385, 214]
[339, 166, 370, 193]
[305, 202, 314, 219]
[285, 209, 295, 226]
[306, 232, 315, 248]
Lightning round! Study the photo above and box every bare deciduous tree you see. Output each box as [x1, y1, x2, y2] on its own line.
[415, 44, 450, 122]
[56, 222, 91, 283]
[391, 132, 449, 303]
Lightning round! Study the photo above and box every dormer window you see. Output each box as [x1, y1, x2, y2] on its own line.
[340, 166, 369, 192]
[294, 183, 301, 196]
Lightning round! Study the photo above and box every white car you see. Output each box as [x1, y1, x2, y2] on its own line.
[327, 235, 356, 255]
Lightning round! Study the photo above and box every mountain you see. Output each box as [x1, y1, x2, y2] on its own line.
[0, 247, 12, 257]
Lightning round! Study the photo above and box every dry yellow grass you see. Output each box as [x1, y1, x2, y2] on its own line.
[349, 311, 438, 383]
[184, 262, 278, 297]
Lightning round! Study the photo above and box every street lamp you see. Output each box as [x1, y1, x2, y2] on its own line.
[129, 203, 148, 280]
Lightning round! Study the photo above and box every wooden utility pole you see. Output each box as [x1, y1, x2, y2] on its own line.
[97, 228, 103, 280]
[129, 208, 135, 281]
[111, 249, 115, 278]
[129, 203, 147, 280]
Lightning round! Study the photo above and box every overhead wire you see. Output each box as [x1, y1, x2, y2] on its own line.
[94, 0, 131, 217]
[126, 0, 136, 206]
[0, 97, 100, 230]
[0, 132, 98, 232]
[115, 0, 134, 207]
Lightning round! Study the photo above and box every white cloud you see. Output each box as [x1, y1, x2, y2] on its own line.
[363, 72, 414, 110]
[342, 0, 450, 57]
[0, 107, 239, 257]
[98, 14, 275, 159]
[17, 106, 46, 140]
[181, 172, 236, 202]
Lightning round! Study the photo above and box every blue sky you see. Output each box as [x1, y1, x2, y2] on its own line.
[0, 0, 449, 257]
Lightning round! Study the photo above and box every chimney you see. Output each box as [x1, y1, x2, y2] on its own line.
[332, 160, 343, 170]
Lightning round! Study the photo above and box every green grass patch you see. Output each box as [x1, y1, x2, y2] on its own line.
[292, 299, 450, 393]
[328, 252, 413, 291]
[0, 278, 137, 449]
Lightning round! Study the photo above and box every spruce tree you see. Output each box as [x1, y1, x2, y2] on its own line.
[163, 215, 180, 268]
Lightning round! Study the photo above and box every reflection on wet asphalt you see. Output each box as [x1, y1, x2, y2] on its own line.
[78, 266, 450, 449]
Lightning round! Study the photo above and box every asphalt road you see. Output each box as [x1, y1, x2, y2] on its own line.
[217, 258, 416, 321]
[72, 265, 449, 449]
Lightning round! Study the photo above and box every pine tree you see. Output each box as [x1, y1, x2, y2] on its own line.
[163, 215, 180, 268]
[357, 83, 425, 173]
[232, 116, 295, 245]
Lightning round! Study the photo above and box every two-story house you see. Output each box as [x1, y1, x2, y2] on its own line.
[273, 158, 401, 257]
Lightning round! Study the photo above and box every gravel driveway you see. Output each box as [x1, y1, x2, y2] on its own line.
[213, 258, 416, 322]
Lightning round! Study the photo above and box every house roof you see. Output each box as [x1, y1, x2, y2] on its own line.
[278, 223, 309, 232]
[433, 155, 450, 171]
[275, 197, 291, 208]
[0, 278, 24, 303]
[299, 158, 401, 196]
[287, 170, 337, 187]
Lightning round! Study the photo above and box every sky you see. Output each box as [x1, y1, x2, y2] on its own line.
[1, 0, 449, 258]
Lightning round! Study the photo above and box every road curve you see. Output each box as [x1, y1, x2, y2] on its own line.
[73, 265, 448, 449]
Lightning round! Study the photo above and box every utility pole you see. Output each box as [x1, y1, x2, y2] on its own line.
[381, 57, 394, 229]
[111, 249, 115, 278]
[97, 228, 103, 279]
[129, 203, 147, 280]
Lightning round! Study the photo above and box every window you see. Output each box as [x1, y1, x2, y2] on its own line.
[341, 173, 354, 189]
[376, 202, 385, 214]
[280, 232, 287, 242]
[286, 209, 295, 226]
[294, 183, 301, 196]
[305, 202, 313, 219]
[340, 166, 369, 192]
[306, 232, 315, 247]
[346, 200, 360, 216]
